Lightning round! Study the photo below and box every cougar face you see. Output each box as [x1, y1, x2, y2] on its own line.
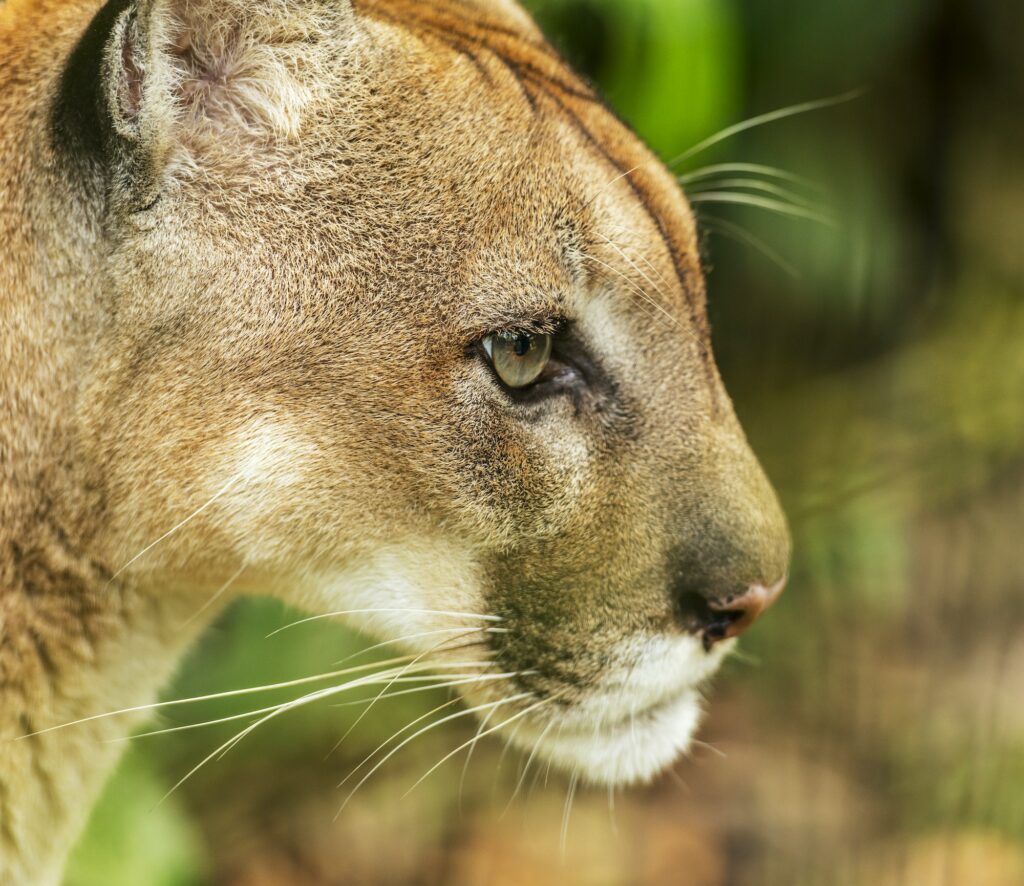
[10, 0, 789, 806]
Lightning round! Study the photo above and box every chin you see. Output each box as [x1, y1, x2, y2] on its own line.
[506, 688, 705, 787]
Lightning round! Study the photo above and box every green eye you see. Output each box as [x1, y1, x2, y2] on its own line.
[482, 331, 553, 389]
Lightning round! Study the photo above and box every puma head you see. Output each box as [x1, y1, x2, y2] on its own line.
[44, 0, 790, 787]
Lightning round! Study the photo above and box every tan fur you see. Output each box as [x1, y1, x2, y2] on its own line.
[0, 1, 790, 880]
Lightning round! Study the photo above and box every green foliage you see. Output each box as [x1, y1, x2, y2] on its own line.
[65, 749, 207, 886]
[526, 0, 743, 159]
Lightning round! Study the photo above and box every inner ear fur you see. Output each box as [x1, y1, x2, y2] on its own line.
[56, 0, 354, 208]
[152, 0, 354, 139]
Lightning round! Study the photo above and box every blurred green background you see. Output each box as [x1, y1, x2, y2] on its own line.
[68, 0, 1024, 883]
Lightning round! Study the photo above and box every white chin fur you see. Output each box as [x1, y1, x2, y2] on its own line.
[509, 689, 703, 787]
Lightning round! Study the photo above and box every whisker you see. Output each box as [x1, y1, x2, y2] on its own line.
[560, 769, 580, 856]
[331, 626, 490, 667]
[336, 696, 466, 792]
[338, 693, 533, 814]
[325, 633, 495, 757]
[599, 162, 642, 193]
[491, 717, 528, 803]
[687, 191, 836, 227]
[331, 672, 510, 709]
[596, 232, 672, 305]
[581, 251, 727, 366]
[23, 656, 480, 737]
[108, 473, 243, 583]
[691, 738, 727, 759]
[667, 766, 691, 793]
[124, 673, 506, 740]
[668, 88, 866, 167]
[401, 693, 560, 800]
[20, 651, 428, 737]
[459, 705, 498, 817]
[159, 677, 395, 804]
[607, 784, 619, 838]
[584, 251, 674, 317]
[329, 635, 493, 676]
[686, 177, 821, 211]
[679, 161, 814, 189]
[502, 717, 555, 816]
[266, 608, 502, 638]
[700, 215, 800, 278]
[581, 252, 680, 332]
[179, 563, 246, 629]
[157, 665, 498, 804]
[726, 647, 762, 667]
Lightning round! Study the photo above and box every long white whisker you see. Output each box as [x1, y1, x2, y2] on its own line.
[545, 719, 568, 789]
[336, 696, 466, 792]
[159, 665, 490, 803]
[160, 680, 383, 804]
[582, 252, 682, 333]
[679, 161, 813, 188]
[581, 250, 719, 372]
[560, 769, 580, 856]
[125, 673, 508, 740]
[494, 717, 524, 788]
[401, 693, 559, 800]
[669, 89, 865, 167]
[687, 192, 835, 226]
[326, 634, 494, 758]
[338, 693, 533, 814]
[596, 233, 672, 305]
[692, 738, 727, 759]
[331, 672, 517, 709]
[108, 473, 242, 583]
[266, 608, 501, 638]
[23, 655, 479, 737]
[607, 784, 619, 838]
[502, 717, 555, 816]
[331, 626, 498, 667]
[180, 563, 246, 629]
[686, 177, 820, 211]
[600, 163, 642, 193]
[701, 215, 800, 278]
[458, 705, 498, 817]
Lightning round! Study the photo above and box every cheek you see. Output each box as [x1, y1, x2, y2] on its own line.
[296, 536, 491, 644]
[438, 391, 596, 544]
[213, 418, 322, 564]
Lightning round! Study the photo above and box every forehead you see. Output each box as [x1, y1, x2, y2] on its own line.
[175, 2, 704, 344]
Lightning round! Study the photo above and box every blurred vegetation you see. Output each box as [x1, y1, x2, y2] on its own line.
[68, 0, 1024, 883]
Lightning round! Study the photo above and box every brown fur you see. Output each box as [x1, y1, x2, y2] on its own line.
[0, 0, 789, 881]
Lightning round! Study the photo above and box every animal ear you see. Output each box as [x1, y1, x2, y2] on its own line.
[54, 0, 354, 208]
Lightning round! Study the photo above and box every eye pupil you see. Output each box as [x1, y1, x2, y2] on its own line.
[513, 334, 531, 357]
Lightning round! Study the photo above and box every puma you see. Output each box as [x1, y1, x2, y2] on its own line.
[0, 0, 790, 880]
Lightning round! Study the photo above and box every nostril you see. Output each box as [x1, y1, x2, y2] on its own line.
[673, 591, 717, 634]
[700, 610, 746, 651]
[674, 591, 743, 648]
[673, 576, 787, 650]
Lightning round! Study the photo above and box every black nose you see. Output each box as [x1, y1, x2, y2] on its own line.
[673, 577, 786, 651]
